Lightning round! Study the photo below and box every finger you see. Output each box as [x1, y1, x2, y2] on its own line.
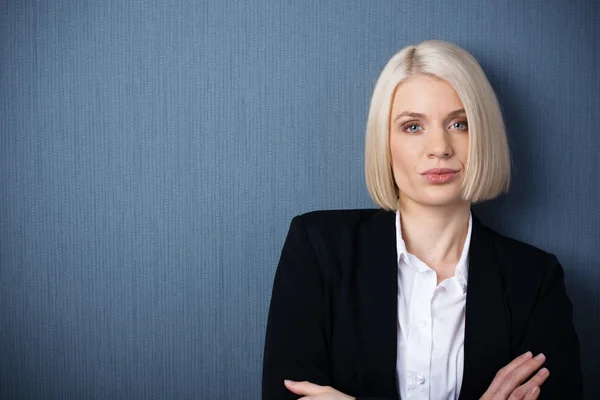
[497, 354, 546, 398]
[284, 380, 329, 396]
[523, 368, 550, 393]
[522, 385, 541, 400]
[486, 352, 533, 394]
[508, 368, 549, 400]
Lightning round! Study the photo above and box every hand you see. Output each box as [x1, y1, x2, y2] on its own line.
[284, 380, 355, 400]
[481, 351, 550, 400]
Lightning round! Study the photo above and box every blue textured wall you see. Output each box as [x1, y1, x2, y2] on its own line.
[1, 1, 598, 398]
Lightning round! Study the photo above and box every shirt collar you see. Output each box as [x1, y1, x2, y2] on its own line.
[395, 211, 410, 265]
[395, 210, 472, 292]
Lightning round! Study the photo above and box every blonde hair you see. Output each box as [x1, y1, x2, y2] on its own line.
[365, 40, 511, 210]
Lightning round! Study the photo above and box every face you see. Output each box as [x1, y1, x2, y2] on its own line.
[389, 75, 469, 208]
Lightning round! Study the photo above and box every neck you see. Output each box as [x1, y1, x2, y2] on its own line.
[397, 197, 471, 279]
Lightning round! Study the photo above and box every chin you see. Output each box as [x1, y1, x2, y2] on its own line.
[423, 198, 465, 207]
[417, 190, 465, 207]
[398, 183, 465, 208]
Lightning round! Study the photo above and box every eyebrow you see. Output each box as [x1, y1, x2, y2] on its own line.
[393, 108, 466, 123]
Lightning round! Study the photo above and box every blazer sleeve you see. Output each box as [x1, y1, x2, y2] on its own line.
[262, 216, 397, 400]
[515, 255, 583, 399]
[262, 215, 333, 399]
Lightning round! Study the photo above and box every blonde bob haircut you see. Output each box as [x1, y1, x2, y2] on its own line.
[365, 40, 511, 210]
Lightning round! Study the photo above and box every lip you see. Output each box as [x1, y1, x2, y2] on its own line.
[420, 168, 459, 175]
[420, 168, 460, 184]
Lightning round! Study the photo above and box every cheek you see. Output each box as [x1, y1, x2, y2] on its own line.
[454, 136, 469, 164]
[389, 137, 418, 175]
[389, 138, 404, 170]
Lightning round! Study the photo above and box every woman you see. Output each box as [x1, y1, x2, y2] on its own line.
[262, 40, 583, 400]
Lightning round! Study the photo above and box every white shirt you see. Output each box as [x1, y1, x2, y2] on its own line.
[395, 211, 472, 400]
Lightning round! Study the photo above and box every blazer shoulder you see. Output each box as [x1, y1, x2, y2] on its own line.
[487, 227, 559, 278]
[493, 230, 554, 258]
[294, 208, 387, 234]
[288, 209, 394, 259]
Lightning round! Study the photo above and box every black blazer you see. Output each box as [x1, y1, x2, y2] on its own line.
[262, 209, 583, 400]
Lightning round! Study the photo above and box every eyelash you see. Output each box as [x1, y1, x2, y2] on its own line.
[401, 120, 469, 133]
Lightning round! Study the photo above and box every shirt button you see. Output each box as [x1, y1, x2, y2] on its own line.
[417, 320, 427, 328]
[416, 375, 425, 384]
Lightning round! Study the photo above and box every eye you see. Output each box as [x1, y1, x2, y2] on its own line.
[450, 120, 468, 130]
[402, 123, 422, 133]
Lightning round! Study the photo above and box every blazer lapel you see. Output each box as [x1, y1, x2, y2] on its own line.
[352, 209, 399, 398]
[459, 214, 511, 399]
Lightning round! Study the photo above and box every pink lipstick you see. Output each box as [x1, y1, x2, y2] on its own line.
[420, 168, 459, 184]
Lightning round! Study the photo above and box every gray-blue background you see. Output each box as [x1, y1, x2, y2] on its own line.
[1, 1, 598, 398]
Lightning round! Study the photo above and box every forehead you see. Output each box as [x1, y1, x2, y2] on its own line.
[391, 75, 464, 114]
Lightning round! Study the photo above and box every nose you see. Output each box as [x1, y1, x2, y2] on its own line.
[426, 127, 453, 159]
